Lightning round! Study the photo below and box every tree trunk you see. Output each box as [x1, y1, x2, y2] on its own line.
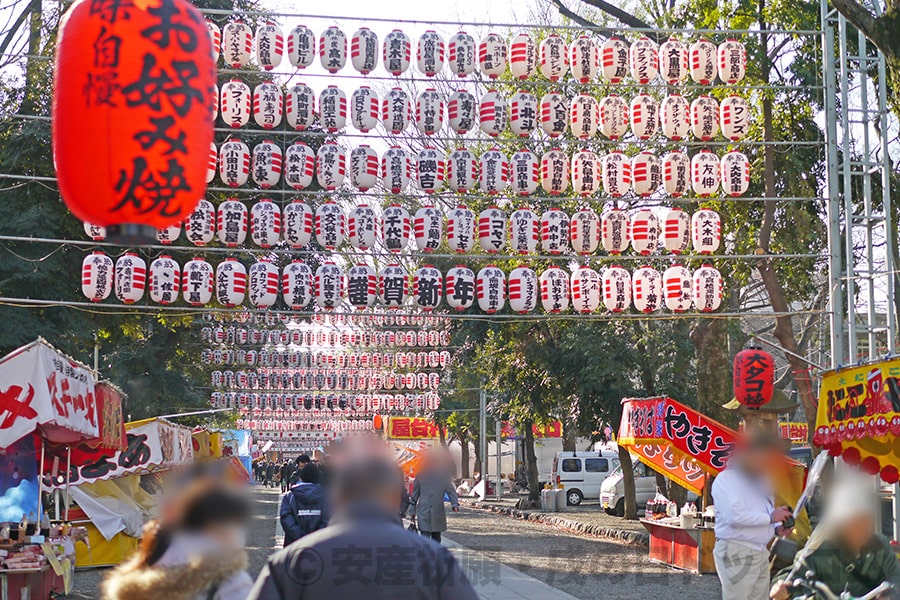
[472, 437, 482, 479]
[562, 417, 577, 452]
[523, 418, 541, 505]
[459, 434, 471, 479]
[690, 319, 736, 426]
[617, 444, 638, 520]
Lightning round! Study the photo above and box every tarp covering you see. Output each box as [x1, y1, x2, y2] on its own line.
[69, 477, 151, 540]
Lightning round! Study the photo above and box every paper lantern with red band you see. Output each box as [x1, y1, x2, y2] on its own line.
[733, 348, 775, 408]
[417, 30, 444, 76]
[414, 205, 443, 252]
[287, 24, 315, 68]
[448, 89, 477, 134]
[539, 35, 567, 81]
[476, 265, 506, 313]
[348, 203, 379, 250]
[182, 257, 213, 306]
[82, 252, 113, 302]
[508, 266, 538, 314]
[446, 265, 476, 310]
[114, 252, 146, 304]
[255, 22, 283, 71]
[540, 266, 569, 313]
[350, 87, 380, 132]
[282, 261, 313, 309]
[383, 87, 412, 133]
[248, 260, 279, 308]
[509, 91, 538, 137]
[480, 148, 509, 195]
[347, 264, 377, 309]
[478, 33, 507, 78]
[509, 33, 536, 80]
[149, 255, 179, 305]
[448, 31, 476, 77]
[509, 207, 539, 254]
[350, 27, 378, 74]
[541, 149, 569, 196]
[53, 0, 215, 231]
[413, 265, 442, 311]
[417, 148, 445, 193]
[383, 29, 412, 76]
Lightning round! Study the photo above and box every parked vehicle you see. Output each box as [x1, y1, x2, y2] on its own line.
[600, 461, 699, 516]
[550, 451, 621, 506]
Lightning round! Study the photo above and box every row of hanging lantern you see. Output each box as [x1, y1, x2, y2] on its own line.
[213, 391, 441, 412]
[233, 418, 375, 432]
[216, 79, 751, 142]
[203, 307, 449, 328]
[201, 348, 452, 368]
[210, 20, 746, 85]
[211, 369, 441, 391]
[200, 326, 451, 347]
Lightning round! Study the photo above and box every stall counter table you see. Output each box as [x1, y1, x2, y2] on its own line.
[0, 564, 66, 600]
[640, 518, 716, 574]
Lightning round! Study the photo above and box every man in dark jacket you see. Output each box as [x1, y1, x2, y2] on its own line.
[250, 453, 478, 600]
[280, 464, 328, 547]
[279, 461, 295, 493]
[265, 461, 276, 488]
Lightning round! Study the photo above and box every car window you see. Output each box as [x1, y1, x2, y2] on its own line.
[561, 458, 581, 472]
[585, 458, 609, 473]
[634, 462, 647, 477]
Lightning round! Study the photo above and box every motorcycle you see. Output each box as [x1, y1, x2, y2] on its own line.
[784, 571, 894, 600]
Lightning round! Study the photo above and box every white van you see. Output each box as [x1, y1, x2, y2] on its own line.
[600, 461, 699, 515]
[551, 451, 620, 506]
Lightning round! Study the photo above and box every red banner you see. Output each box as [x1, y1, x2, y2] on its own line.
[94, 383, 126, 451]
[630, 442, 709, 495]
[501, 420, 563, 439]
[387, 417, 440, 439]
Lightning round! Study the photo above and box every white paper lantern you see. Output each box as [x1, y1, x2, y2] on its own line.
[347, 264, 377, 309]
[416, 147, 445, 193]
[632, 266, 662, 313]
[217, 199, 248, 247]
[662, 151, 690, 197]
[509, 32, 537, 79]
[222, 21, 252, 68]
[248, 260, 279, 308]
[629, 209, 660, 255]
[602, 265, 631, 312]
[479, 148, 508, 195]
[182, 257, 214, 306]
[382, 87, 412, 133]
[691, 95, 720, 141]
[207, 20, 220, 62]
[183, 200, 214, 247]
[600, 37, 629, 83]
[538, 34, 568, 81]
[539, 92, 567, 138]
[571, 151, 600, 197]
[414, 205, 443, 252]
[350, 86, 380, 132]
[156, 223, 180, 245]
[349, 145, 379, 191]
[82, 251, 113, 302]
[84, 222, 106, 241]
[659, 36, 688, 84]
[662, 208, 690, 254]
[316, 142, 346, 190]
[448, 148, 478, 193]
[446, 265, 476, 310]
[570, 35, 598, 83]
[250, 199, 281, 248]
[509, 207, 539, 254]
[601, 209, 630, 255]
[447, 89, 477, 134]
[384, 29, 412, 76]
[218, 139, 250, 187]
[285, 83, 315, 131]
[478, 206, 506, 254]
[350, 27, 378, 74]
[691, 150, 720, 197]
[660, 94, 690, 141]
[220, 79, 250, 129]
[382, 146, 412, 193]
[216, 258, 246, 307]
[415, 88, 444, 135]
[510, 149, 538, 196]
[287, 24, 315, 68]
[315, 201, 345, 249]
[601, 151, 631, 197]
[630, 94, 659, 140]
[629, 36, 659, 83]
[570, 207, 600, 255]
[379, 264, 408, 308]
[417, 30, 445, 76]
[540, 266, 569, 313]
[252, 140, 282, 189]
[448, 31, 476, 77]
[631, 152, 662, 198]
[282, 261, 313, 309]
[691, 208, 721, 254]
[148, 255, 180, 305]
[720, 95, 751, 142]
[413, 265, 443, 311]
[383, 204, 411, 253]
[720, 151, 751, 197]
[347, 203, 379, 250]
[252, 82, 283, 129]
[507, 266, 538, 314]
[598, 94, 628, 140]
[572, 266, 602, 313]
[319, 86, 347, 132]
[319, 26, 347, 73]
[478, 32, 507, 78]
[717, 38, 746, 84]
[541, 208, 570, 255]
[509, 90, 538, 137]
[570, 93, 599, 139]
[693, 264, 723, 312]
[540, 149, 569, 196]
[283, 200, 313, 248]
[447, 204, 476, 253]
[256, 22, 283, 70]
[689, 38, 717, 84]
[663, 264, 693, 311]
[476, 265, 506, 313]
[479, 90, 507, 136]
[315, 262, 344, 309]
[206, 142, 218, 184]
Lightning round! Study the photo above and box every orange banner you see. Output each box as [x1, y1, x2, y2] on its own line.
[387, 417, 441, 440]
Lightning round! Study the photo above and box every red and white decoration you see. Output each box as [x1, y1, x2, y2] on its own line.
[629, 209, 660, 255]
[509, 207, 539, 254]
[661, 94, 690, 140]
[540, 266, 570, 313]
[350, 86, 380, 132]
[541, 208, 570, 255]
[601, 151, 631, 197]
[630, 94, 659, 139]
[149, 255, 180, 305]
[217, 200, 248, 247]
[416, 89, 444, 135]
[446, 265, 475, 310]
[448, 31, 476, 77]
[509, 33, 537, 80]
[693, 264, 723, 312]
[417, 147, 445, 193]
[251, 140, 282, 189]
[572, 266, 601, 313]
[448, 148, 478, 193]
[315, 201, 346, 249]
[216, 258, 247, 307]
[510, 149, 538, 196]
[539, 92, 568, 138]
[285, 83, 316, 131]
[156, 223, 180, 245]
[417, 30, 445, 76]
[248, 260, 279, 308]
[659, 37, 688, 84]
[508, 266, 538, 313]
[602, 265, 631, 313]
[350, 28, 379, 74]
[82, 252, 113, 302]
[509, 90, 538, 137]
[378, 264, 408, 308]
[662, 208, 691, 254]
[414, 205, 443, 252]
[601, 209, 630, 255]
[287, 24, 316, 68]
[384, 29, 412, 76]
[570, 35, 598, 83]
[222, 21, 253, 68]
[207, 142, 217, 184]
[631, 151, 661, 197]
[347, 264, 377, 309]
[347, 203, 379, 250]
[315, 262, 344, 309]
[717, 39, 746, 84]
[689, 38, 717, 84]
[253, 81, 282, 129]
[691, 150, 720, 197]
[632, 266, 662, 313]
[319, 86, 347, 132]
[479, 90, 507, 136]
[478, 33, 507, 78]
[255, 22, 283, 70]
[477, 206, 506, 254]
[662, 150, 690, 197]
[282, 261, 313, 309]
[220, 79, 251, 128]
[383, 87, 412, 133]
[250, 199, 281, 248]
[182, 258, 214, 306]
[448, 89, 477, 134]
[720, 151, 751, 197]
[571, 150, 600, 196]
[629, 37, 658, 83]
[283, 201, 314, 248]
[218, 138, 250, 187]
[316, 142, 346, 190]
[447, 205, 476, 253]
[84, 222, 106, 241]
[349, 145, 380, 191]
[541, 149, 569, 195]
[382, 146, 412, 193]
[600, 37, 629, 83]
[691, 95, 720, 141]
[720, 95, 751, 141]
[570, 94, 599, 139]
[539, 35, 568, 81]
[476, 265, 506, 313]
[383, 204, 412, 252]
[691, 208, 721, 254]
[320, 26, 348, 73]
[663, 265, 693, 312]
[413, 265, 442, 311]
[598, 94, 628, 139]
[207, 20, 220, 62]
[570, 207, 600, 255]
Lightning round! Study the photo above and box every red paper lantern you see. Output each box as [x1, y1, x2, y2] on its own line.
[53, 0, 215, 232]
[733, 348, 775, 408]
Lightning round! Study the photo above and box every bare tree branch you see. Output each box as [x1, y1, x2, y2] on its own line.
[578, 0, 653, 29]
[546, 0, 610, 31]
[829, 0, 880, 45]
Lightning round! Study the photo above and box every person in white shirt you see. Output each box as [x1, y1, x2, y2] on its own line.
[712, 435, 793, 600]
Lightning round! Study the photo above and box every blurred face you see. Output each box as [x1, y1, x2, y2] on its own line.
[838, 514, 875, 551]
[206, 520, 247, 550]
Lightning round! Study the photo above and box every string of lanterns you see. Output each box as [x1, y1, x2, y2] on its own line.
[201, 348, 452, 367]
[201, 310, 449, 328]
[200, 326, 452, 347]
[213, 392, 441, 412]
[210, 369, 442, 391]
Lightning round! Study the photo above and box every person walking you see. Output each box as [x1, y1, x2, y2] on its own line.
[265, 461, 276, 489]
[279, 461, 293, 493]
[410, 449, 459, 543]
[279, 463, 328, 547]
[711, 435, 793, 600]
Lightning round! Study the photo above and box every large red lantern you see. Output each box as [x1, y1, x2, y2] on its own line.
[733, 348, 775, 408]
[53, 0, 215, 234]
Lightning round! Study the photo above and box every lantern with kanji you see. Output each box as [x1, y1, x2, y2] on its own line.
[448, 31, 476, 76]
[287, 24, 315, 68]
[319, 86, 347, 132]
[663, 264, 692, 312]
[540, 149, 569, 196]
[662, 208, 690, 254]
[569, 207, 600, 255]
[691, 208, 721, 254]
[148, 255, 179, 305]
[508, 32, 536, 79]
[350, 27, 378, 74]
[221, 79, 251, 128]
[691, 150, 720, 197]
[661, 94, 690, 141]
[182, 257, 213, 306]
[315, 200, 345, 249]
[720, 151, 751, 197]
[478, 32, 507, 78]
[216, 199, 247, 247]
[349, 145, 379, 191]
[379, 264, 408, 308]
[319, 26, 347, 73]
[250, 199, 281, 248]
[253, 82, 283, 129]
[417, 30, 444, 76]
[445, 265, 475, 310]
[206, 142, 217, 184]
[285, 83, 315, 131]
[570, 94, 599, 139]
[602, 265, 631, 312]
[384, 29, 411, 76]
[693, 264, 723, 312]
[509, 90, 538, 137]
[413, 265, 442, 311]
[510, 149, 538, 196]
[539, 92, 567, 138]
[720, 95, 751, 142]
[662, 151, 690, 197]
[316, 142, 346, 190]
[540, 266, 569, 313]
[632, 266, 662, 313]
[629, 37, 658, 83]
[252, 140, 282, 189]
[448, 148, 478, 193]
[255, 22, 283, 70]
[479, 148, 508, 195]
[733, 348, 774, 407]
[632, 152, 661, 198]
[348, 203, 379, 249]
[572, 266, 601, 313]
[84, 222, 106, 241]
[156, 223, 179, 245]
[215, 258, 246, 307]
[447, 204, 475, 253]
[207, 19, 220, 62]
[601, 151, 631, 197]
[315, 262, 344, 309]
[538, 34, 567, 81]
[509, 207, 539, 254]
[569, 35, 598, 83]
[382, 146, 412, 193]
[508, 266, 538, 314]
[383, 87, 412, 133]
[717, 38, 746, 84]
[414, 205, 443, 252]
[282, 260, 313, 309]
[601, 209, 630, 255]
[82, 251, 113, 302]
[630, 209, 660, 255]
[691, 95, 720, 141]
[347, 264, 377, 310]
[479, 90, 507, 136]
[541, 207, 570, 255]
[283, 200, 313, 248]
[447, 89, 477, 134]
[417, 147, 445, 193]
[689, 38, 717, 84]
[219, 138, 250, 187]
[221, 20, 252, 67]
[630, 94, 659, 140]
[383, 204, 411, 253]
[248, 260, 279, 308]
[415, 88, 444, 135]
[659, 36, 688, 84]
[572, 151, 601, 196]
[476, 265, 506, 313]
[350, 86, 380, 132]
[478, 206, 506, 254]
[598, 95, 628, 140]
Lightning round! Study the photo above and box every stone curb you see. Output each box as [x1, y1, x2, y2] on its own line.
[459, 499, 650, 548]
